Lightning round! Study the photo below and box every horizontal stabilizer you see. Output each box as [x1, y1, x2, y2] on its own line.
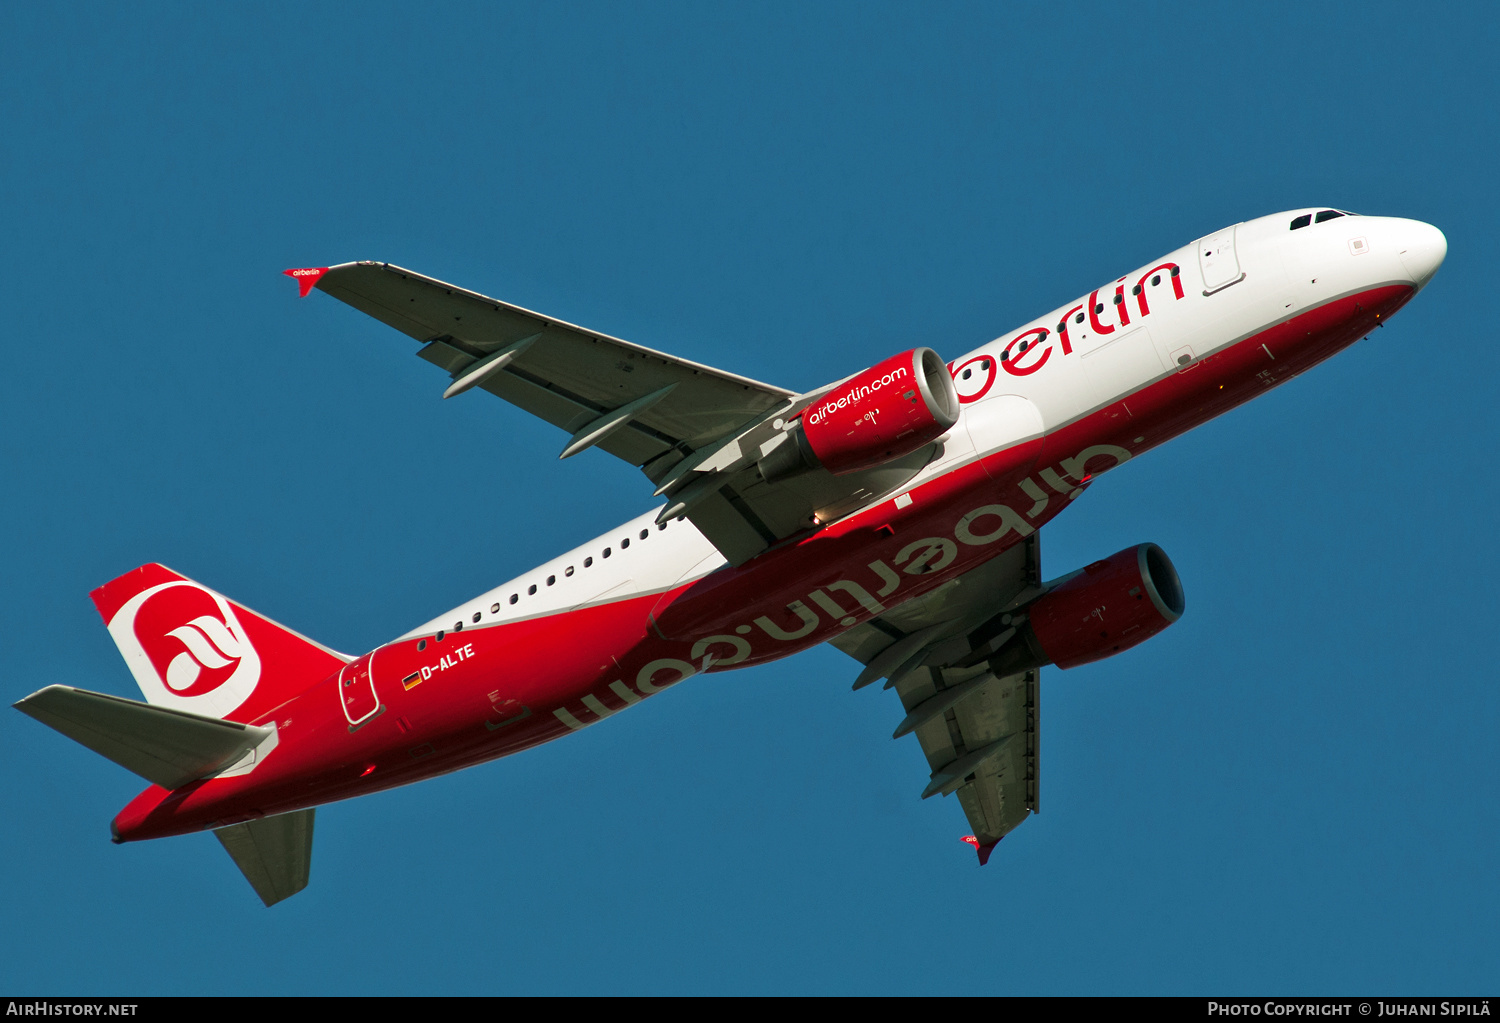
[13, 685, 271, 790]
[215, 808, 314, 907]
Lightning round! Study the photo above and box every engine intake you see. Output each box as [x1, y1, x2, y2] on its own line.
[759, 347, 960, 483]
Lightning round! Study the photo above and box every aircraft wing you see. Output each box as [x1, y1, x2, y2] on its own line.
[311, 261, 794, 462]
[305, 262, 943, 565]
[830, 534, 1043, 858]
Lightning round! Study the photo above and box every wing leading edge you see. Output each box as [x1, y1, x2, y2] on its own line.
[304, 262, 947, 565]
[312, 261, 795, 463]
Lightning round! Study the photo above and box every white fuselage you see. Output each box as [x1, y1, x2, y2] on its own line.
[405, 209, 1443, 643]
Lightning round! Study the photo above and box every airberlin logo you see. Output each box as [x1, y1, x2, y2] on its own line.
[554, 443, 1134, 732]
[282, 266, 330, 297]
[160, 616, 245, 693]
[949, 261, 1186, 398]
[106, 581, 262, 715]
[806, 365, 909, 426]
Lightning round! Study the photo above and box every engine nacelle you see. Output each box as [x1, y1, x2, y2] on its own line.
[986, 544, 1185, 674]
[759, 348, 960, 482]
[1030, 543, 1185, 668]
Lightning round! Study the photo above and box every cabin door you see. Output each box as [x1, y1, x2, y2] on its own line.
[1198, 225, 1244, 294]
[338, 653, 382, 730]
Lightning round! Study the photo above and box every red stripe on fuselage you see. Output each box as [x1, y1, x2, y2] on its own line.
[113, 283, 1413, 842]
[1045, 282, 1413, 466]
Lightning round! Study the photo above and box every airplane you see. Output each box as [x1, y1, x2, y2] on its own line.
[16, 208, 1446, 906]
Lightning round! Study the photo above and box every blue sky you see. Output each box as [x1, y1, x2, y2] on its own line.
[2, 2, 1496, 995]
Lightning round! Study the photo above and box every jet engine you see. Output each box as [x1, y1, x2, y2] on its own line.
[759, 347, 960, 483]
[981, 544, 1185, 674]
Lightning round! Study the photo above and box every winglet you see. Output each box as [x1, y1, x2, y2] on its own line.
[283, 267, 330, 297]
[961, 835, 1000, 866]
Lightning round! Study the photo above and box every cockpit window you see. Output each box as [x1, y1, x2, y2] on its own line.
[1290, 214, 1312, 230]
[1315, 210, 1345, 223]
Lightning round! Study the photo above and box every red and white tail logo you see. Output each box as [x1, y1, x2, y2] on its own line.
[108, 580, 262, 717]
[92, 564, 349, 723]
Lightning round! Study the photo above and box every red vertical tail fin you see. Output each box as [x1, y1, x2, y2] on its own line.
[90, 564, 350, 724]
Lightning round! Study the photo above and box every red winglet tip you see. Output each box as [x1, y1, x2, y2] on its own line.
[961, 835, 1000, 866]
[283, 267, 330, 297]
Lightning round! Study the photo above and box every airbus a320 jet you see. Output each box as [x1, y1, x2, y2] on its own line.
[17, 208, 1445, 905]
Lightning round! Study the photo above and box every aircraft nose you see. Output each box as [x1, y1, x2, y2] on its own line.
[1396, 220, 1447, 288]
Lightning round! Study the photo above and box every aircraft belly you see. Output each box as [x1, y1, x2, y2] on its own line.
[648, 448, 1047, 647]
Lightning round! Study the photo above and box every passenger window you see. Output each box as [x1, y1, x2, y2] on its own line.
[472, 612, 481, 623]
[490, 603, 500, 614]
[640, 529, 649, 540]
[528, 584, 537, 595]
[1315, 210, 1344, 223]
[436, 631, 445, 642]
[585, 556, 593, 567]
[509, 594, 518, 604]
[603, 548, 611, 558]
[418, 639, 427, 651]
[546, 575, 555, 586]
[454, 620, 463, 631]
[565, 566, 575, 577]
[1290, 214, 1312, 230]
[621, 538, 630, 549]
